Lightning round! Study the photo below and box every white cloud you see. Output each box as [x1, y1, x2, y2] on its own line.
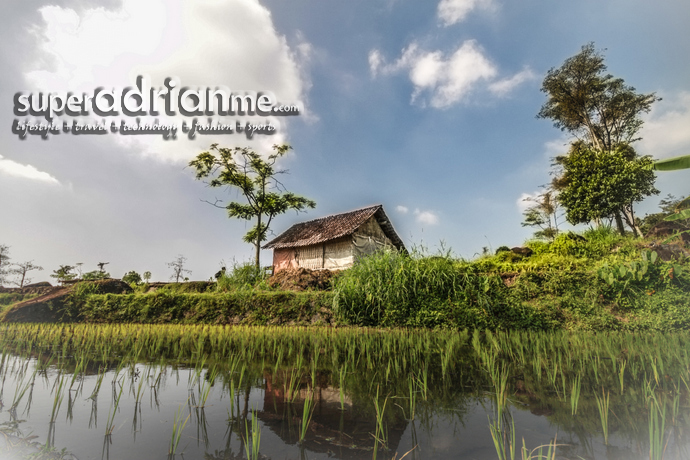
[0, 155, 60, 184]
[437, 0, 496, 27]
[516, 191, 540, 212]
[23, 0, 312, 162]
[489, 67, 537, 97]
[639, 91, 690, 159]
[396, 205, 409, 214]
[414, 208, 439, 225]
[370, 40, 532, 108]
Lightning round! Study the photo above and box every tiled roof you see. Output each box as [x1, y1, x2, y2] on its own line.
[263, 205, 405, 251]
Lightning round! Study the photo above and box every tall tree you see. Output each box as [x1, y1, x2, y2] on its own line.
[539, 44, 660, 236]
[554, 144, 658, 237]
[189, 144, 316, 268]
[538, 43, 659, 152]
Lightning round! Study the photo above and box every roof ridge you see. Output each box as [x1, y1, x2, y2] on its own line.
[289, 204, 382, 226]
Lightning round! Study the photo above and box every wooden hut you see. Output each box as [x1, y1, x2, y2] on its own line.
[263, 205, 405, 272]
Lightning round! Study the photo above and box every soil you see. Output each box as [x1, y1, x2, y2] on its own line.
[268, 268, 339, 291]
[2, 279, 132, 323]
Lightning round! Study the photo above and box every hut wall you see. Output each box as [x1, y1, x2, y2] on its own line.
[273, 248, 298, 272]
[323, 237, 354, 269]
[295, 245, 324, 270]
[352, 216, 393, 258]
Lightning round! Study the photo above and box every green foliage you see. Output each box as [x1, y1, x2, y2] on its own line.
[82, 270, 110, 281]
[538, 43, 658, 152]
[332, 250, 555, 329]
[79, 291, 333, 324]
[521, 190, 560, 241]
[555, 145, 658, 235]
[122, 271, 142, 286]
[216, 261, 270, 292]
[50, 265, 77, 284]
[189, 144, 316, 268]
[597, 250, 686, 307]
[0, 245, 11, 286]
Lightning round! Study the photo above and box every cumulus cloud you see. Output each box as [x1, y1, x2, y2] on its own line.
[396, 205, 409, 214]
[639, 91, 690, 159]
[370, 41, 532, 107]
[0, 154, 60, 184]
[489, 67, 537, 97]
[437, 0, 496, 27]
[23, 0, 312, 162]
[414, 208, 439, 225]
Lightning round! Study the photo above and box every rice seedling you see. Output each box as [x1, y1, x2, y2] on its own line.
[244, 407, 261, 460]
[373, 386, 389, 450]
[169, 403, 191, 456]
[520, 434, 560, 460]
[570, 373, 581, 416]
[594, 388, 610, 445]
[488, 411, 516, 460]
[198, 365, 219, 408]
[105, 373, 126, 436]
[299, 389, 316, 443]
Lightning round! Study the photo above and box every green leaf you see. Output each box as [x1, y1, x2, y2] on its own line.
[650, 251, 658, 264]
[663, 209, 690, 222]
[653, 154, 690, 171]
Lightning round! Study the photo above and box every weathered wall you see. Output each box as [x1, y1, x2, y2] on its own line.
[352, 216, 393, 259]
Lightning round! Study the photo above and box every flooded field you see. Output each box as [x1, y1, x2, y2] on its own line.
[0, 324, 689, 460]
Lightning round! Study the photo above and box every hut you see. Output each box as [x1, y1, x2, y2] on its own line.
[263, 205, 405, 272]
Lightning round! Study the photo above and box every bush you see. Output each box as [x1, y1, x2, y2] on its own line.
[216, 261, 269, 292]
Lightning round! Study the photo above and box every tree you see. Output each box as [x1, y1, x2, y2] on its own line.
[168, 255, 191, 283]
[82, 270, 110, 280]
[554, 144, 658, 237]
[189, 144, 316, 268]
[539, 44, 660, 236]
[521, 189, 561, 241]
[0, 245, 10, 286]
[10, 261, 43, 288]
[143, 271, 152, 283]
[51, 265, 77, 285]
[123, 271, 142, 286]
[538, 43, 659, 152]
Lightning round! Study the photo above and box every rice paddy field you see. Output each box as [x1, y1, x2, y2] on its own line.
[0, 324, 689, 460]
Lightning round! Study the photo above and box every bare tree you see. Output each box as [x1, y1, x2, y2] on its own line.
[10, 261, 44, 288]
[167, 255, 192, 283]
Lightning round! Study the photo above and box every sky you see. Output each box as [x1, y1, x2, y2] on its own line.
[1, 0, 689, 284]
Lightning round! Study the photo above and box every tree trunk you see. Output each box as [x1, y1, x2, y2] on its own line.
[255, 214, 262, 269]
[614, 212, 626, 236]
[621, 205, 643, 238]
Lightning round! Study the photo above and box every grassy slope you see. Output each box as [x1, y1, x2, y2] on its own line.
[4, 228, 688, 330]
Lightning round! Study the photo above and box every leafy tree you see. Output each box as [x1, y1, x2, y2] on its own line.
[554, 144, 658, 237]
[122, 271, 142, 286]
[168, 255, 191, 282]
[539, 44, 660, 236]
[82, 270, 110, 280]
[189, 144, 316, 268]
[143, 271, 152, 283]
[51, 265, 77, 285]
[521, 189, 561, 241]
[538, 43, 658, 152]
[0, 245, 10, 286]
[10, 261, 43, 288]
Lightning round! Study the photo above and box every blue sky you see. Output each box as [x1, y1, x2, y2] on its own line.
[1, 0, 689, 283]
